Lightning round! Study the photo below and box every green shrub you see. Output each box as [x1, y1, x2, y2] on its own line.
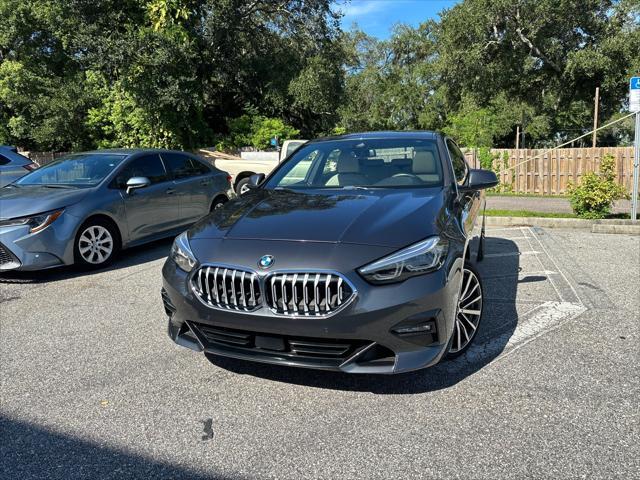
[216, 114, 299, 151]
[567, 154, 628, 219]
[477, 148, 513, 194]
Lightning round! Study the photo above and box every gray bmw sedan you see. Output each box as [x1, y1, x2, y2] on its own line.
[162, 131, 498, 374]
[0, 149, 232, 271]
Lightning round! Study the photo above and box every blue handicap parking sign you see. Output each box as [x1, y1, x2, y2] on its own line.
[631, 77, 640, 89]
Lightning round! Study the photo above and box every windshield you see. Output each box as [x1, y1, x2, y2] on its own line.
[15, 154, 127, 187]
[265, 138, 444, 190]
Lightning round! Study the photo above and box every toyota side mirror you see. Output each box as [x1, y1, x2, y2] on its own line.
[461, 169, 498, 191]
[126, 176, 151, 194]
[248, 173, 265, 189]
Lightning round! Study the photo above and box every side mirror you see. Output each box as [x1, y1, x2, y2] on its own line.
[126, 176, 151, 194]
[461, 169, 498, 191]
[248, 173, 265, 189]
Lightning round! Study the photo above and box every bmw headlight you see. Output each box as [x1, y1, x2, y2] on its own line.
[0, 209, 64, 233]
[358, 236, 449, 284]
[170, 231, 197, 272]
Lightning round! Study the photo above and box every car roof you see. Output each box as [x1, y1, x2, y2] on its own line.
[307, 130, 441, 144]
[74, 148, 197, 157]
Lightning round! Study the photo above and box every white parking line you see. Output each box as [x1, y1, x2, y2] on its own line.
[447, 227, 588, 369]
[483, 250, 541, 258]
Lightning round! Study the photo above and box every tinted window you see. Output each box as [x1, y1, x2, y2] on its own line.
[113, 154, 167, 188]
[446, 139, 468, 184]
[189, 158, 211, 176]
[0, 154, 9, 166]
[266, 138, 443, 189]
[163, 153, 210, 179]
[16, 154, 126, 187]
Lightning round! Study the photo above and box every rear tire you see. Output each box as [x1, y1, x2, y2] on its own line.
[446, 262, 483, 359]
[74, 218, 120, 269]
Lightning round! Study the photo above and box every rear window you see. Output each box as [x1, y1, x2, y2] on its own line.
[266, 138, 443, 189]
[162, 153, 211, 179]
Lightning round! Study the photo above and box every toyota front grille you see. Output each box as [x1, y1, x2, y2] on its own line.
[191, 266, 356, 317]
[0, 243, 20, 270]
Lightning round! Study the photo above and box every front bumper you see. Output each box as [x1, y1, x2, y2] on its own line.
[162, 252, 462, 374]
[0, 213, 78, 271]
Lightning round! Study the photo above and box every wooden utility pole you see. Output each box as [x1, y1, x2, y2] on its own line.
[592, 87, 600, 148]
[515, 125, 520, 150]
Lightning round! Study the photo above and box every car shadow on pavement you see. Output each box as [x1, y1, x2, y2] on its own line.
[207, 236, 540, 394]
[0, 237, 174, 285]
[0, 415, 233, 480]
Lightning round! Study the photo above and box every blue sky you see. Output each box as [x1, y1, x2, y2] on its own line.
[335, 0, 460, 39]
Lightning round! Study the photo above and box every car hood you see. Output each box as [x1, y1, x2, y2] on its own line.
[189, 188, 448, 248]
[0, 185, 90, 220]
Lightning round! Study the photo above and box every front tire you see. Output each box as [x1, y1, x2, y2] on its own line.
[446, 262, 483, 358]
[74, 219, 120, 269]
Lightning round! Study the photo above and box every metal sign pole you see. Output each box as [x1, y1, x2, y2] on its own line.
[632, 111, 640, 221]
[630, 77, 640, 221]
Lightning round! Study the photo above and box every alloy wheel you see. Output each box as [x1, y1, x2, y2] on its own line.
[449, 267, 483, 354]
[78, 225, 114, 265]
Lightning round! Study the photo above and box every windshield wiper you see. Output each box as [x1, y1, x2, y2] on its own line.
[340, 185, 375, 190]
[40, 184, 75, 189]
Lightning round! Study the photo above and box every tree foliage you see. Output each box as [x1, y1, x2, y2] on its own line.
[0, 0, 637, 151]
[339, 0, 639, 148]
[0, 0, 340, 150]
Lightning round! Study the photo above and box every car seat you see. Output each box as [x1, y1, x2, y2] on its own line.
[325, 150, 368, 187]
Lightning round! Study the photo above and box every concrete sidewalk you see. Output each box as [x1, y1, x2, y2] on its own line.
[486, 195, 631, 214]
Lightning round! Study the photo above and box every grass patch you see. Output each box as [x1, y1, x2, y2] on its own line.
[485, 209, 631, 219]
[485, 209, 577, 218]
[486, 192, 570, 199]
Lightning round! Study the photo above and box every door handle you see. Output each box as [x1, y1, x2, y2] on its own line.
[166, 188, 176, 195]
[200, 180, 210, 186]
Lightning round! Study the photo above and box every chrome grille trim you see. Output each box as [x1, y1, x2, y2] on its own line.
[190, 265, 357, 317]
[265, 272, 355, 317]
[191, 265, 262, 311]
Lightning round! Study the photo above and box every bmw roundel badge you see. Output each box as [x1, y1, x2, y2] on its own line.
[258, 255, 274, 269]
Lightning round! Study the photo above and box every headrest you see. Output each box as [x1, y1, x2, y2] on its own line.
[337, 150, 360, 173]
[413, 151, 436, 174]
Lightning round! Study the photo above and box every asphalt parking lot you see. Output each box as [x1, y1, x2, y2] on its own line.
[1, 227, 638, 479]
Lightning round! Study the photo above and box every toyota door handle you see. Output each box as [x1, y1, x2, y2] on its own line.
[166, 188, 176, 195]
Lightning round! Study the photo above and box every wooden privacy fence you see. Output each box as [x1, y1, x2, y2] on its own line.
[21, 151, 70, 166]
[463, 147, 635, 195]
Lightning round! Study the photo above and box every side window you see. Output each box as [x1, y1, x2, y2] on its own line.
[277, 149, 319, 186]
[163, 153, 209, 179]
[113, 154, 168, 188]
[446, 139, 468, 184]
[189, 158, 211, 176]
[0, 154, 10, 166]
[322, 149, 341, 175]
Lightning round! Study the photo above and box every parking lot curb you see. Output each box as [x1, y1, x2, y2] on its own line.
[485, 216, 640, 235]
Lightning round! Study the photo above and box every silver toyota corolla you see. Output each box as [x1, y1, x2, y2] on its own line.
[0, 149, 233, 271]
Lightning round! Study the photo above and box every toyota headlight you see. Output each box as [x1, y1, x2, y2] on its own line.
[0, 209, 64, 233]
[358, 236, 449, 284]
[170, 231, 197, 272]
